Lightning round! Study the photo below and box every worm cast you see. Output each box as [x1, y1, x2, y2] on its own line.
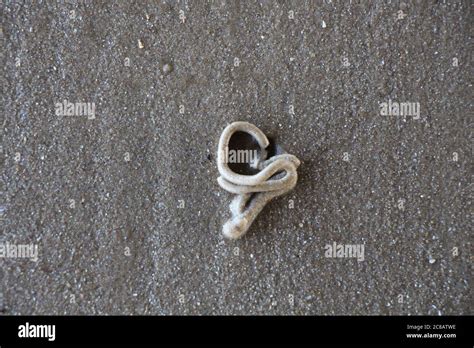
[217, 121, 300, 239]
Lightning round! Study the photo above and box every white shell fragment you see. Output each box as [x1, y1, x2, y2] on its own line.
[217, 121, 300, 239]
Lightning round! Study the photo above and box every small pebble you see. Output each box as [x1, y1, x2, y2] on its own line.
[162, 63, 173, 75]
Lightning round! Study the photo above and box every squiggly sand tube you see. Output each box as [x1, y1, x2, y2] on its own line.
[217, 121, 300, 239]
